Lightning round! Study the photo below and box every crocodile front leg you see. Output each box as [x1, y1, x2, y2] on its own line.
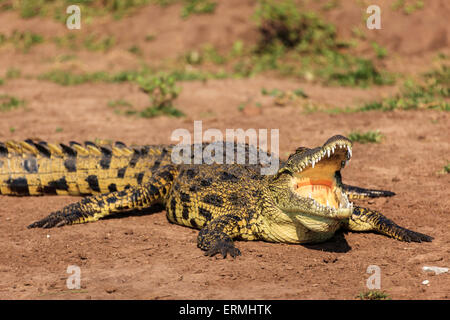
[345, 206, 433, 242]
[197, 214, 245, 258]
[28, 165, 178, 228]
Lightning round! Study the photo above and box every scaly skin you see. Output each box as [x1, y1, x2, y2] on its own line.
[0, 136, 433, 258]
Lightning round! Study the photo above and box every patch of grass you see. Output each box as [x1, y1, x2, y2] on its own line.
[152, 0, 179, 7]
[247, 0, 395, 87]
[5, 68, 21, 79]
[358, 66, 449, 112]
[128, 45, 143, 56]
[136, 73, 184, 118]
[357, 290, 391, 300]
[202, 44, 226, 65]
[254, 0, 337, 52]
[323, 55, 395, 87]
[443, 163, 450, 174]
[322, 0, 340, 11]
[144, 34, 156, 42]
[53, 34, 78, 50]
[0, 95, 25, 112]
[392, 0, 424, 15]
[55, 127, 63, 133]
[108, 99, 136, 116]
[0, 30, 44, 53]
[108, 99, 133, 108]
[371, 41, 388, 59]
[38, 70, 111, 86]
[261, 87, 308, 98]
[181, 0, 217, 19]
[348, 130, 384, 144]
[183, 45, 226, 66]
[83, 34, 116, 52]
[139, 105, 184, 118]
[0, 78, 3, 85]
[3, 0, 152, 21]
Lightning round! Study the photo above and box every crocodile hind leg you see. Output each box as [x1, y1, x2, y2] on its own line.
[28, 165, 178, 228]
[342, 184, 395, 200]
[335, 172, 395, 200]
[197, 214, 246, 258]
[345, 206, 433, 242]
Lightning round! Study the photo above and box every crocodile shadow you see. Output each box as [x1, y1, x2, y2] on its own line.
[301, 231, 351, 253]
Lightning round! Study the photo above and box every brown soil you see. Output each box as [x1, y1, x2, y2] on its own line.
[0, 1, 449, 300]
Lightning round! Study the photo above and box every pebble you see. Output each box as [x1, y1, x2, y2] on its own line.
[422, 266, 449, 275]
[422, 280, 429, 285]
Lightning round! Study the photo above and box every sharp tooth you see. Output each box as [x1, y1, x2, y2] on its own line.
[332, 146, 335, 153]
[311, 159, 315, 168]
[327, 149, 330, 157]
[309, 192, 312, 199]
[326, 200, 329, 207]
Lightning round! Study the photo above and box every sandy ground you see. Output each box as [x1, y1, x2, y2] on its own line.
[0, 0, 448, 299]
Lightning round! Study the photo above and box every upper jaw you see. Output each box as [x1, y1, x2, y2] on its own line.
[292, 138, 352, 173]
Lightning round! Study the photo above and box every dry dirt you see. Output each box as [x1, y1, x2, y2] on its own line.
[0, 0, 449, 300]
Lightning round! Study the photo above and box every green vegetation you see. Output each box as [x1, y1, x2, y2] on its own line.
[443, 163, 450, 174]
[262, 87, 308, 99]
[321, 0, 340, 11]
[108, 99, 133, 108]
[181, 0, 217, 19]
[348, 130, 384, 144]
[322, 65, 449, 114]
[0, 30, 44, 52]
[108, 99, 137, 116]
[128, 45, 143, 56]
[246, 0, 395, 87]
[136, 73, 184, 117]
[5, 68, 21, 79]
[1, 0, 151, 21]
[38, 70, 113, 86]
[358, 65, 449, 112]
[83, 34, 116, 52]
[371, 42, 388, 59]
[0, 95, 25, 112]
[392, 0, 424, 15]
[144, 34, 156, 42]
[254, 0, 337, 52]
[53, 34, 78, 50]
[357, 290, 391, 300]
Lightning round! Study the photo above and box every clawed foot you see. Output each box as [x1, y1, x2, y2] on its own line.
[204, 239, 241, 258]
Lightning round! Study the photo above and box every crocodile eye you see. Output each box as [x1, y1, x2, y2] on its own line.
[341, 161, 345, 168]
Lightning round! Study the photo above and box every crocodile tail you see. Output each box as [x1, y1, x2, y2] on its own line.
[0, 140, 173, 196]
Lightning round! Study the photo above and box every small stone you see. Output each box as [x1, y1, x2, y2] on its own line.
[422, 280, 429, 285]
[105, 287, 117, 294]
[422, 266, 449, 275]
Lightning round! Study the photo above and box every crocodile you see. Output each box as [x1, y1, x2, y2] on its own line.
[0, 135, 432, 258]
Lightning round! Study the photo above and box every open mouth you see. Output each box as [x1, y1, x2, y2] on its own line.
[292, 138, 353, 215]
